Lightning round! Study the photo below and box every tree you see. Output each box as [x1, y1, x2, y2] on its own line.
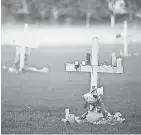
[125, 0, 141, 21]
[1, 0, 24, 23]
[19, 0, 29, 22]
[107, 0, 127, 28]
[78, 0, 103, 27]
[53, 0, 79, 24]
[35, 0, 52, 22]
[48, 0, 80, 24]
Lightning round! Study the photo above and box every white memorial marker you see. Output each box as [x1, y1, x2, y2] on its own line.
[123, 20, 128, 57]
[66, 37, 123, 109]
[112, 52, 117, 67]
[116, 21, 139, 57]
[10, 24, 48, 73]
[19, 24, 28, 72]
[65, 109, 69, 120]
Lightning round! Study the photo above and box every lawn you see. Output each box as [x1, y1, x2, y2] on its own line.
[1, 43, 141, 134]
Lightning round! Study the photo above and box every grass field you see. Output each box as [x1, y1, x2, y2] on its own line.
[1, 43, 141, 134]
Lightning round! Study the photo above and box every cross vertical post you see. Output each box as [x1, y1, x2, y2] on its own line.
[19, 46, 26, 72]
[90, 37, 99, 91]
[19, 0, 29, 71]
[19, 24, 28, 72]
[123, 20, 128, 56]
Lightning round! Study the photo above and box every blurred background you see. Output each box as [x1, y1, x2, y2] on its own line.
[1, 0, 141, 27]
[1, 0, 141, 47]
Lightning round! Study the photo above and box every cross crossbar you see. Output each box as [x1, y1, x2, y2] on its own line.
[66, 37, 123, 91]
[66, 64, 123, 74]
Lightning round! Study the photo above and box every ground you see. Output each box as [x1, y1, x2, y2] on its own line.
[1, 43, 141, 134]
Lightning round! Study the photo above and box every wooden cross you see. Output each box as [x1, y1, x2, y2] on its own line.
[66, 37, 123, 92]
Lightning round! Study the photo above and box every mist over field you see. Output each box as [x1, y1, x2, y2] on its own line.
[1, 24, 141, 47]
[2, 0, 141, 47]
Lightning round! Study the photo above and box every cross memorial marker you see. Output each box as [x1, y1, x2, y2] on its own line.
[117, 20, 139, 57]
[115, 21, 128, 57]
[18, 24, 29, 71]
[66, 37, 123, 110]
[3, 24, 48, 73]
[123, 20, 128, 57]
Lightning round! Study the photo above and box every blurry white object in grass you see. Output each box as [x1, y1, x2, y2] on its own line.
[40, 67, 49, 72]
[24, 66, 49, 73]
[2, 65, 7, 70]
[2, 65, 18, 73]
[26, 105, 30, 109]
[2, 65, 48, 73]
[8, 67, 18, 73]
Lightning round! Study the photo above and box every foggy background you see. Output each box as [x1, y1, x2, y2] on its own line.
[1, 0, 141, 25]
[1, 0, 141, 47]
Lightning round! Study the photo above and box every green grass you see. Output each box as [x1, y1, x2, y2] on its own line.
[1, 44, 141, 134]
[1, 105, 141, 134]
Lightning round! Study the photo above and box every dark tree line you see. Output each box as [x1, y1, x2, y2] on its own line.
[1, 0, 141, 26]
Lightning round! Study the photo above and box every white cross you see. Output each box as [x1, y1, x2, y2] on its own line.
[16, 24, 29, 72]
[116, 20, 128, 57]
[123, 20, 128, 56]
[14, 24, 47, 73]
[66, 37, 123, 92]
[66, 37, 123, 111]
